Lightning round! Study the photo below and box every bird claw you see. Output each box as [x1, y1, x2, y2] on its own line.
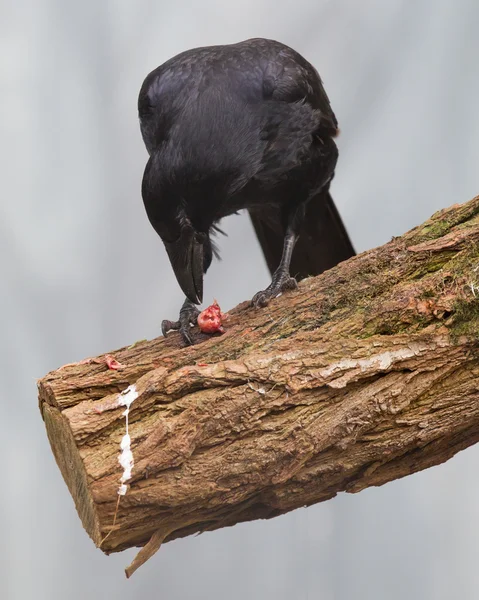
[161, 320, 180, 338]
[251, 273, 298, 308]
[161, 302, 200, 346]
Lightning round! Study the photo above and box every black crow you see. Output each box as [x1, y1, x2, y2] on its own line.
[138, 38, 354, 345]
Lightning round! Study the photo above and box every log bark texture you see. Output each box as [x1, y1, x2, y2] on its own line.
[38, 196, 479, 576]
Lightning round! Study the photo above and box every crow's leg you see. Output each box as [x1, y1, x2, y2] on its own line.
[161, 298, 200, 346]
[251, 199, 308, 308]
[251, 226, 299, 308]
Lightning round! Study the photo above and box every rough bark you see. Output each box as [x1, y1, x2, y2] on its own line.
[38, 195, 479, 577]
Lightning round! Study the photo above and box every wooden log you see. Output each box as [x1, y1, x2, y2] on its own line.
[38, 195, 479, 577]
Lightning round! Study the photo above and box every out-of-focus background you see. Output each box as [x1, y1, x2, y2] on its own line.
[3, 1, 479, 598]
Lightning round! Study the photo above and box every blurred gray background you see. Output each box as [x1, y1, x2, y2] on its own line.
[2, 0, 479, 598]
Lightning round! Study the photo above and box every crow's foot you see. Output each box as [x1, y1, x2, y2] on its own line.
[161, 300, 200, 346]
[251, 271, 298, 308]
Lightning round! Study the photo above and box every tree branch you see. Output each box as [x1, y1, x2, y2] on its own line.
[38, 195, 479, 577]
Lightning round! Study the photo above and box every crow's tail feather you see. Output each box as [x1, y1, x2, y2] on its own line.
[249, 190, 355, 280]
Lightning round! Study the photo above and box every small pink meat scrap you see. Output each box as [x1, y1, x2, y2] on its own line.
[105, 355, 126, 370]
[197, 300, 227, 335]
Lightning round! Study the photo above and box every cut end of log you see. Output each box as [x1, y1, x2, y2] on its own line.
[42, 403, 103, 546]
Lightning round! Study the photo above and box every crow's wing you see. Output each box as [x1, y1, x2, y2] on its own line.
[245, 40, 354, 277]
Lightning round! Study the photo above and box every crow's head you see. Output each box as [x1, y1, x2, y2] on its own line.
[142, 157, 212, 305]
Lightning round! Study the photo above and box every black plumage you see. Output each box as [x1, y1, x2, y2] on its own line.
[138, 38, 355, 344]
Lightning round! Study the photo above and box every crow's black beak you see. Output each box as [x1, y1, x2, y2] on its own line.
[164, 228, 204, 305]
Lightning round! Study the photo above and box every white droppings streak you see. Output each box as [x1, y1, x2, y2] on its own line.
[117, 384, 139, 496]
